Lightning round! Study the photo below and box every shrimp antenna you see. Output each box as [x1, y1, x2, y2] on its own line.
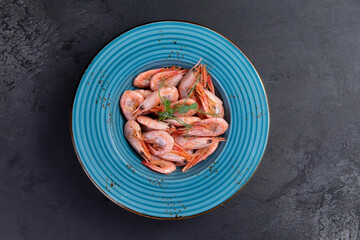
[190, 58, 202, 71]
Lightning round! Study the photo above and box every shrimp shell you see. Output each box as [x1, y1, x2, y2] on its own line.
[174, 136, 225, 150]
[150, 67, 187, 90]
[143, 130, 174, 156]
[124, 120, 152, 162]
[178, 59, 201, 99]
[120, 90, 144, 120]
[133, 68, 164, 88]
[158, 152, 188, 164]
[196, 84, 224, 118]
[137, 116, 175, 132]
[173, 118, 228, 136]
[142, 160, 176, 174]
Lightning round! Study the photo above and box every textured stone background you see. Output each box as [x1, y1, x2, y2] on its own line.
[1, 0, 359, 239]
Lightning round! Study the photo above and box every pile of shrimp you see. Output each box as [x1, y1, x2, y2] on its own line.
[120, 59, 229, 174]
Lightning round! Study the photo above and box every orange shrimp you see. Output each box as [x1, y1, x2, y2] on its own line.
[150, 66, 187, 90]
[178, 59, 202, 99]
[137, 116, 171, 131]
[132, 86, 178, 116]
[120, 90, 144, 120]
[173, 118, 228, 136]
[158, 152, 189, 165]
[133, 68, 165, 88]
[124, 120, 152, 162]
[182, 142, 219, 172]
[142, 160, 176, 174]
[195, 84, 224, 118]
[143, 130, 174, 156]
[164, 116, 201, 127]
[174, 136, 225, 150]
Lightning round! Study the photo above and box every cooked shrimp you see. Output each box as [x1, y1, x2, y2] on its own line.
[173, 118, 228, 136]
[143, 130, 174, 156]
[120, 91, 144, 120]
[121, 62, 230, 175]
[159, 152, 188, 164]
[150, 67, 187, 90]
[132, 86, 178, 116]
[182, 142, 219, 172]
[134, 68, 164, 88]
[133, 89, 153, 98]
[178, 59, 202, 99]
[196, 84, 224, 118]
[164, 116, 201, 127]
[137, 116, 172, 131]
[124, 120, 152, 162]
[142, 160, 176, 174]
[174, 136, 225, 150]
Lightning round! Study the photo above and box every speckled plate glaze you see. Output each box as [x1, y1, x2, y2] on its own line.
[71, 21, 269, 219]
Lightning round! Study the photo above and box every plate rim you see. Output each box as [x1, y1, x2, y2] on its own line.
[70, 20, 270, 220]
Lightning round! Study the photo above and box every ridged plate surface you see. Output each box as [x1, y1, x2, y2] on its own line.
[71, 21, 269, 219]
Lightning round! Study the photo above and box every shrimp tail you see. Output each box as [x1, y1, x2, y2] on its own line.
[171, 149, 192, 159]
[181, 154, 200, 172]
[171, 128, 187, 135]
[173, 142, 185, 151]
[172, 143, 192, 159]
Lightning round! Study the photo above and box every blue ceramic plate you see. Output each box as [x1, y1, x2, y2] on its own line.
[71, 21, 269, 219]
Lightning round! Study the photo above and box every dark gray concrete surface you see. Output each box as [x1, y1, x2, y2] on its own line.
[1, 0, 359, 239]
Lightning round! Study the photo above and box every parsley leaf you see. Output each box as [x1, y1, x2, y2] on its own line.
[163, 98, 171, 110]
[178, 103, 198, 114]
